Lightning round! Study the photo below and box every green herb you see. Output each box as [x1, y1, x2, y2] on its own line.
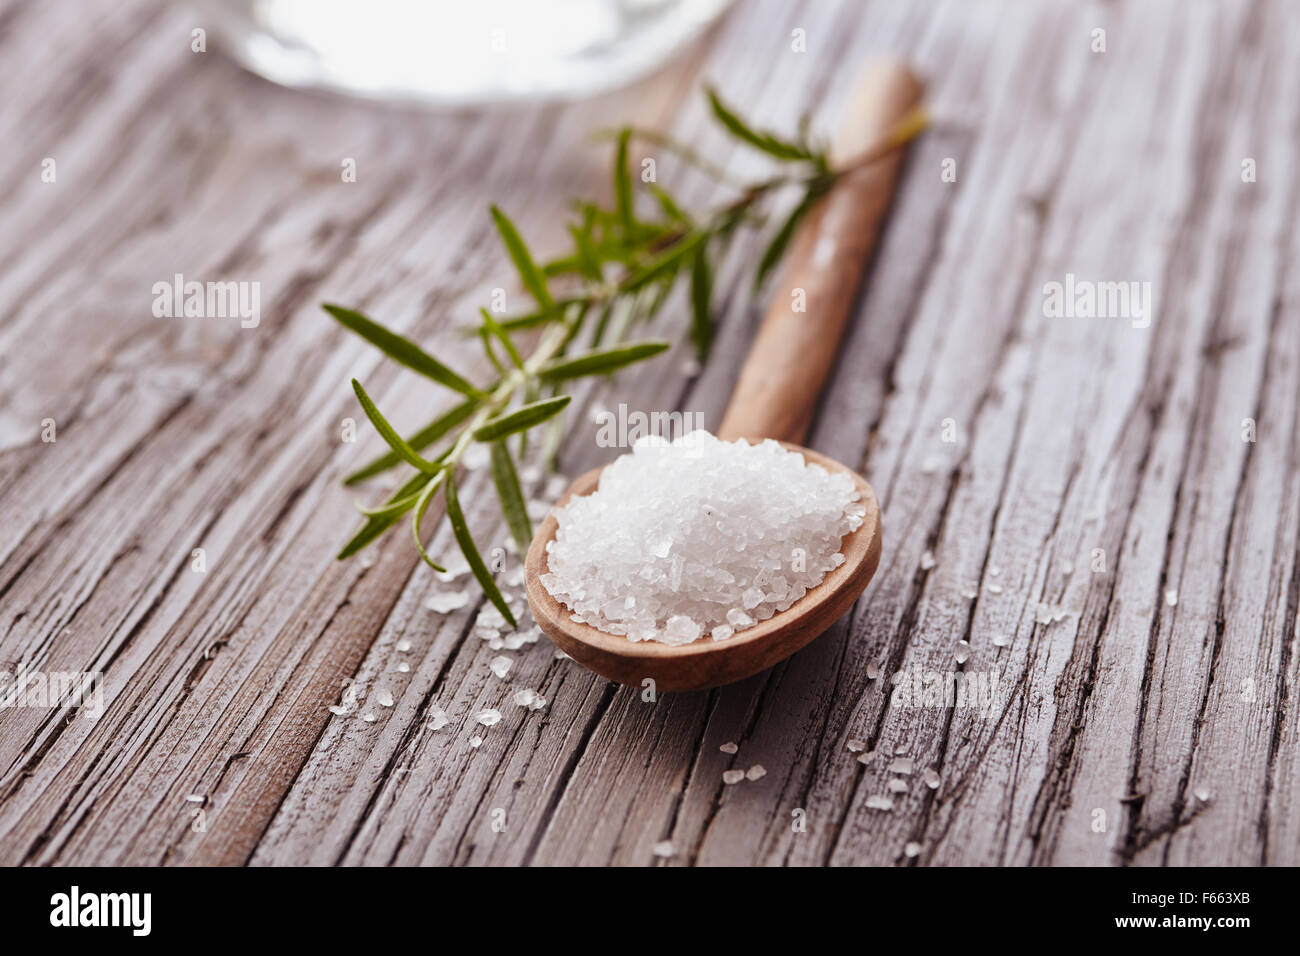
[327, 87, 926, 621]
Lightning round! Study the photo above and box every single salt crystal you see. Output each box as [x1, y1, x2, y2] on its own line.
[514, 689, 537, 707]
[726, 608, 754, 629]
[919, 550, 937, 570]
[328, 704, 349, 716]
[989, 566, 1000, 577]
[529, 695, 547, 711]
[1034, 603, 1054, 624]
[397, 662, 410, 673]
[888, 757, 914, 775]
[396, 639, 411, 652]
[961, 586, 978, 600]
[554, 648, 570, 660]
[746, 764, 767, 781]
[865, 795, 894, 811]
[866, 662, 881, 679]
[922, 768, 940, 789]
[1062, 560, 1075, 575]
[490, 656, 512, 679]
[1165, 589, 1178, 607]
[955, 641, 971, 664]
[185, 794, 205, 803]
[894, 744, 909, 755]
[987, 583, 1003, 594]
[428, 707, 450, 730]
[663, 615, 702, 645]
[540, 431, 860, 644]
[720, 741, 738, 754]
[722, 770, 745, 784]
[846, 739, 866, 753]
[904, 842, 922, 858]
[1194, 786, 1212, 802]
[857, 752, 874, 765]
[652, 840, 675, 858]
[888, 778, 908, 793]
[378, 690, 394, 708]
[992, 633, 1010, 647]
[426, 590, 470, 613]
[362, 713, 376, 723]
[470, 736, 483, 748]
[476, 709, 501, 726]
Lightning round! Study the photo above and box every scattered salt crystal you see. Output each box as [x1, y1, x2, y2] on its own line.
[904, 842, 922, 858]
[476, 709, 501, 726]
[894, 744, 909, 755]
[328, 705, 349, 716]
[720, 741, 738, 754]
[961, 586, 978, 600]
[490, 656, 512, 679]
[397, 662, 410, 673]
[919, 550, 937, 570]
[470, 735, 483, 748]
[955, 641, 971, 664]
[888, 757, 914, 775]
[185, 794, 205, 803]
[992, 633, 1010, 647]
[1034, 603, 1054, 624]
[723, 770, 745, 784]
[1194, 786, 1212, 802]
[987, 583, 1003, 594]
[529, 695, 547, 710]
[514, 689, 537, 707]
[866, 662, 881, 679]
[396, 639, 411, 652]
[378, 690, 394, 708]
[554, 648, 570, 660]
[362, 713, 376, 723]
[746, 764, 767, 781]
[426, 590, 471, 613]
[888, 778, 908, 793]
[922, 768, 940, 789]
[1062, 560, 1074, 575]
[652, 840, 675, 858]
[865, 795, 894, 811]
[428, 708, 451, 731]
[989, 566, 1000, 577]
[857, 752, 874, 765]
[846, 739, 866, 753]
[540, 432, 860, 644]
[1165, 589, 1178, 607]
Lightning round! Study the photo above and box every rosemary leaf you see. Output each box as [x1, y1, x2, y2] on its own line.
[621, 231, 706, 291]
[539, 340, 670, 381]
[706, 87, 818, 162]
[343, 397, 476, 485]
[325, 305, 482, 398]
[489, 440, 532, 554]
[479, 309, 524, 369]
[490, 205, 555, 312]
[614, 128, 635, 234]
[351, 379, 440, 475]
[445, 473, 517, 627]
[689, 241, 713, 361]
[356, 486, 426, 519]
[337, 469, 432, 558]
[410, 471, 448, 572]
[754, 180, 830, 291]
[473, 395, 572, 441]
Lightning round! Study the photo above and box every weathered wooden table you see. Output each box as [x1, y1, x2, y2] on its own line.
[1, 0, 1296, 866]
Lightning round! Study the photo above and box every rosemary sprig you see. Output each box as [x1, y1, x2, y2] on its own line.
[327, 87, 927, 618]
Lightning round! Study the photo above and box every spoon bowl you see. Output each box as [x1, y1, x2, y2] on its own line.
[524, 443, 881, 692]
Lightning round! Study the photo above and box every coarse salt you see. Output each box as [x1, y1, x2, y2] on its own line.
[541, 432, 861, 645]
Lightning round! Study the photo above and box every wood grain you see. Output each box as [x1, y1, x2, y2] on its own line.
[0, 0, 1296, 867]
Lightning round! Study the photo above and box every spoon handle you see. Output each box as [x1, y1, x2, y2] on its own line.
[716, 59, 925, 444]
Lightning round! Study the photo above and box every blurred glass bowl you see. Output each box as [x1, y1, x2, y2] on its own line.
[188, 0, 734, 106]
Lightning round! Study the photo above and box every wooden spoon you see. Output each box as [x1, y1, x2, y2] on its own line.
[525, 60, 924, 692]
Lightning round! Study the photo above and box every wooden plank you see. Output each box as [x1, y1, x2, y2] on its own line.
[0, 0, 1296, 867]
